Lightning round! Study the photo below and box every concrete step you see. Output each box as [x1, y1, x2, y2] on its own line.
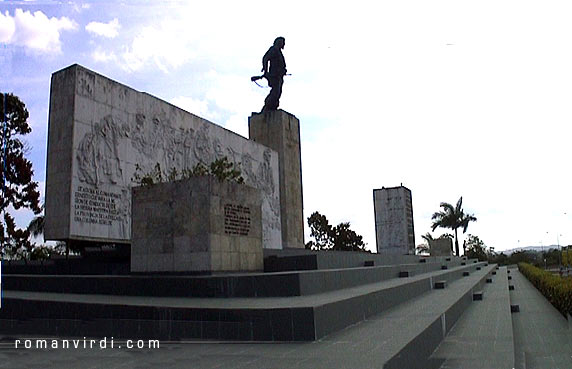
[2, 258, 479, 298]
[319, 264, 497, 369]
[263, 249, 467, 272]
[429, 266, 515, 369]
[0, 263, 492, 342]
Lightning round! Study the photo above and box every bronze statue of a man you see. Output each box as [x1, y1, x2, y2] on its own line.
[260, 37, 286, 112]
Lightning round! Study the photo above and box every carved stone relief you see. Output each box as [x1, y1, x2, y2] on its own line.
[72, 92, 281, 246]
[193, 124, 212, 164]
[76, 114, 129, 187]
[77, 70, 95, 99]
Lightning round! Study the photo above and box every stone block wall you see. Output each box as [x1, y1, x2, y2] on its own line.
[429, 238, 453, 257]
[131, 176, 263, 273]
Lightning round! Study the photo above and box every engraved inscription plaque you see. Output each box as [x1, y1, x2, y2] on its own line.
[73, 185, 122, 226]
[224, 204, 251, 236]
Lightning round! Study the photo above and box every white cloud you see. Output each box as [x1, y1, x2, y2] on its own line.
[170, 96, 218, 121]
[91, 48, 117, 63]
[85, 18, 120, 38]
[204, 70, 262, 114]
[72, 3, 91, 13]
[0, 11, 16, 43]
[121, 21, 196, 73]
[0, 9, 77, 54]
[170, 76, 255, 137]
[117, 1, 268, 74]
[222, 114, 249, 138]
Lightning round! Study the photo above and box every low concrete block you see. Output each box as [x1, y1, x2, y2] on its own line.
[434, 280, 447, 289]
[131, 176, 263, 273]
[429, 238, 453, 256]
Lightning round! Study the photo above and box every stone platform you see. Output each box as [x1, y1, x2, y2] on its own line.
[5, 255, 567, 368]
[2, 255, 465, 298]
[0, 256, 491, 343]
[263, 248, 451, 272]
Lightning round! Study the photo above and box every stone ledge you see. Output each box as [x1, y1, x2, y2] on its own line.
[435, 280, 447, 289]
[0, 263, 496, 342]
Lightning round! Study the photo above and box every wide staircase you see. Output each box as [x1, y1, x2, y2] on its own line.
[3, 252, 569, 368]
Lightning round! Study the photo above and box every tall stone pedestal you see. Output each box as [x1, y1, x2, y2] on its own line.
[249, 110, 304, 249]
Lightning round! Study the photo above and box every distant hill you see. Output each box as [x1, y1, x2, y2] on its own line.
[501, 245, 562, 255]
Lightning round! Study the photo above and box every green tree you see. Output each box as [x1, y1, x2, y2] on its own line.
[542, 248, 560, 267]
[27, 205, 44, 238]
[465, 234, 487, 261]
[508, 250, 538, 266]
[30, 245, 50, 261]
[305, 212, 332, 250]
[132, 157, 244, 186]
[330, 222, 367, 252]
[489, 251, 508, 265]
[0, 93, 41, 260]
[305, 211, 367, 252]
[431, 197, 476, 256]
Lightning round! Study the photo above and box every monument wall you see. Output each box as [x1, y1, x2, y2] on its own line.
[45, 64, 282, 249]
[373, 185, 415, 254]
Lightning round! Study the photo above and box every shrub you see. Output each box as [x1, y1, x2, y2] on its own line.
[132, 157, 244, 186]
[518, 262, 572, 317]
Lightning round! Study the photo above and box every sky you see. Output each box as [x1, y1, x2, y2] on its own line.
[1, 0, 572, 253]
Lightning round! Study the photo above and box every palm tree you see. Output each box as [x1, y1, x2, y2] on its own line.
[416, 233, 434, 255]
[27, 214, 44, 238]
[431, 197, 477, 256]
[27, 213, 70, 259]
[421, 232, 434, 243]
